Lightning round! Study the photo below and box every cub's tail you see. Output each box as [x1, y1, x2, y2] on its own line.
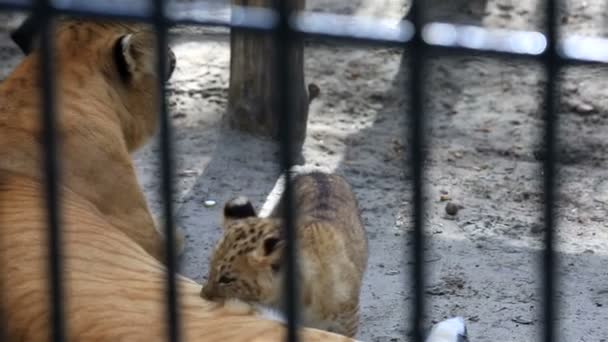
[425, 317, 468, 342]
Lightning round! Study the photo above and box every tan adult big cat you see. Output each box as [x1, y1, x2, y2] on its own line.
[0, 18, 354, 342]
[1, 18, 183, 262]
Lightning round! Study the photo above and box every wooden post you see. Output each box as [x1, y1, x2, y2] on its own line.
[226, 0, 310, 149]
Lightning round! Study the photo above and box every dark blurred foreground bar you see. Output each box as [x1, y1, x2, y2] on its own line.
[0, 0, 606, 63]
[542, 1, 559, 341]
[406, 3, 425, 342]
[274, 0, 300, 340]
[35, 0, 67, 340]
[151, 0, 181, 341]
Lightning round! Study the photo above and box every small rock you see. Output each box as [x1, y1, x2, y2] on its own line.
[385, 270, 400, 276]
[178, 169, 198, 177]
[574, 102, 595, 114]
[203, 200, 217, 208]
[533, 150, 545, 161]
[530, 223, 544, 234]
[308, 83, 320, 103]
[425, 287, 446, 296]
[445, 202, 460, 216]
[563, 82, 577, 93]
[512, 316, 534, 325]
[440, 194, 450, 202]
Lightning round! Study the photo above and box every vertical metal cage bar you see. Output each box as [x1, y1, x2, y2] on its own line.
[406, 1, 426, 341]
[0, 308, 5, 342]
[273, 1, 299, 341]
[0, 180, 6, 342]
[542, 0, 559, 341]
[35, 0, 67, 341]
[151, 0, 181, 341]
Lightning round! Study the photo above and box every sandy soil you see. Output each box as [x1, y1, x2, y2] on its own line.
[1, 1, 607, 341]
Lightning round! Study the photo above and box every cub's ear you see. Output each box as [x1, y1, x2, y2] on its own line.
[254, 233, 285, 272]
[262, 236, 284, 256]
[10, 15, 40, 55]
[223, 196, 257, 227]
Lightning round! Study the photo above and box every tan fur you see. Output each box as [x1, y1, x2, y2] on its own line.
[0, 20, 354, 342]
[0, 19, 181, 262]
[202, 172, 369, 337]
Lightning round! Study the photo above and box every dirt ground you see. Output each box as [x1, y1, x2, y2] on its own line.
[1, 0, 607, 341]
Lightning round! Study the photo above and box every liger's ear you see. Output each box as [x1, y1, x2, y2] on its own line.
[10, 15, 40, 55]
[114, 31, 159, 81]
[115, 31, 176, 82]
[113, 34, 133, 82]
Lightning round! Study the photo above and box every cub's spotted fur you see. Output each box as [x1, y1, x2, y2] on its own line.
[202, 172, 368, 337]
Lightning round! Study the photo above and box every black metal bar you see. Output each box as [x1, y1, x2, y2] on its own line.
[0, 307, 5, 342]
[291, 11, 413, 45]
[151, 0, 181, 342]
[40, 8, 153, 23]
[0, 1, 607, 65]
[170, 3, 276, 30]
[273, 0, 299, 341]
[35, 0, 67, 341]
[407, 1, 426, 342]
[0, 0, 29, 11]
[0, 179, 6, 342]
[542, 0, 559, 341]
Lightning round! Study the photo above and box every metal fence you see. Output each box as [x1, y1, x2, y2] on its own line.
[3, 0, 607, 341]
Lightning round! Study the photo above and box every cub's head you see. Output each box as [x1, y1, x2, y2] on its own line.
[201, 197, 285, 306]
[11, 18, 176, 150]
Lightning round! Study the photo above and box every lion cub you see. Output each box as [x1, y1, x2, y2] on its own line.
[201, 171, 368, 337]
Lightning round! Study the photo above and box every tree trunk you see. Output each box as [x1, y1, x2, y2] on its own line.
[226, 0, 309, 149]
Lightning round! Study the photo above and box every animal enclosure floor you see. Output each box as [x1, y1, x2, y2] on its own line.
[1, 1, 607, 341]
